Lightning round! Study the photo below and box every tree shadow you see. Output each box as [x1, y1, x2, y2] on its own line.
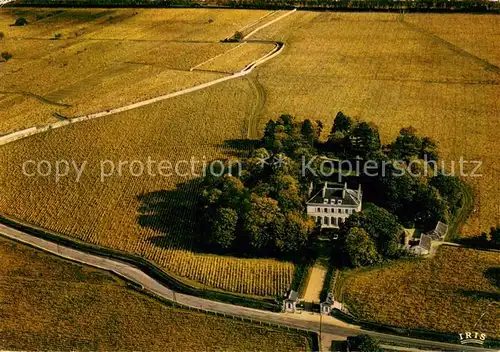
[456, 267, 500, 302]
[136, 178, 202, 252]
[458, 290, 500, 302]
[456, 234, 499, 250]
[135, 177, 282, 259]
[216, 139, 259, 158]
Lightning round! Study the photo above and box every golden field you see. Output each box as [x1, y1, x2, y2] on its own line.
[251, 11, 500, 237]
[341, 246, 500, 338]
[0, 236, 308, 351]
[0, 78, 295, 297]
[0, 9, 499, 300]
[0, 8, 275, 133]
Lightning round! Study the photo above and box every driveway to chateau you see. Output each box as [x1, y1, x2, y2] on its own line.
[0, 223, 495, 352]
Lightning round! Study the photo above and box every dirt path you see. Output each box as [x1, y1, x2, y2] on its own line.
[0, 9, 296, 146]
[303, 264, 327, 303]
[245, 73, 266, 139]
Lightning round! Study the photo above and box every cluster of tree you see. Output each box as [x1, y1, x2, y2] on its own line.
[326, 111, 381, 159]
[197, 111, 466, 262]
[339, 203, 405, 267]
[262, 114, 322, 156]
[365, 158, 454, 230]
[325, 111, 465, 231]
[388, 126, 438, 162]
[12, 18, 28, 26]
[197, 115, 320, 256]
[221, 31, 243, 42]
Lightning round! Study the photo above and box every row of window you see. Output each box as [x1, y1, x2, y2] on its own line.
[314, 207, 353, 214]
[317, 216, 344, 226]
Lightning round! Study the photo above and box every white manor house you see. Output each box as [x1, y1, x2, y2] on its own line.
[306, 182, 362, 228]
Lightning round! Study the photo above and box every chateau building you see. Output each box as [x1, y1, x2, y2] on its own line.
[306, 182, 362, 228]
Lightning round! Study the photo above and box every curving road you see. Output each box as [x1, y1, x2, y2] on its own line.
[0, 223, 495, 352]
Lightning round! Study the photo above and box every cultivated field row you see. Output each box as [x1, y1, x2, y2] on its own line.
[342, 246, 500, 338]
[0, 6, 297, 296]
[1, 9, 499, 300]
[0, 8, 287, 134]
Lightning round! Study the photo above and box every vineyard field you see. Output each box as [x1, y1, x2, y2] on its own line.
[0, 78, 295, 297]
[0, 236, 308, 351]
[0, 8, 274, 134]
[341, 246, 500, 338]
[1, 9, 499, 300]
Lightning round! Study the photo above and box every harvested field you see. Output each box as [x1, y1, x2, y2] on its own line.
[0, 236, 309, 351]
[252, 12, 500, 237]
[341, 246, 500, 338]
[0, 79, 295, 297]
[0, 8, 274, 133]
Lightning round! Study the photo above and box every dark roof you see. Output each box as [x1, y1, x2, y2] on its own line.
[322, 292, 333, 305]
[307, 187, 360, 206]
[426, 221, 448, 241]
[287, 290, 298, 301]
[419, 234, 432, 251]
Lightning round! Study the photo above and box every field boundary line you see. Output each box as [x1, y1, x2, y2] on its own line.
[0, 41, 284, 146]
[190, 42, 247, 71]
[244, 9, 296, 40]
[401, 19, 499, 74]
[0, 9, 297, 146]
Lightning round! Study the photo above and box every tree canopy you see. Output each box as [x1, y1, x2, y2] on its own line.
[195, 111, 466, 263]
[343, 203, 404, 260]
[197, 116, 318, 256]
[345, 227, 380, 267]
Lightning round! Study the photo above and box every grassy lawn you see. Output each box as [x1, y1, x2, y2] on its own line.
[0, 236, 309, 351]
[339, 246, 499, 339]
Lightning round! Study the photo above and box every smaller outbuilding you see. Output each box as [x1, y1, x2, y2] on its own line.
[283, 290, 299, 313]
[320, 292, 334, 315]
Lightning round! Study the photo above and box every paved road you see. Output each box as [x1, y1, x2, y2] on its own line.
[0, 223, 494, 352]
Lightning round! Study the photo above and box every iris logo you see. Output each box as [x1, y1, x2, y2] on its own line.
[458, 332, 487, 345]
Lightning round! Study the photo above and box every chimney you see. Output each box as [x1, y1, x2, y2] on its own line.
[357, 183, 362, 201]
[342, 182, 347, 199]
[322, 182, 327, 198]
[308, 181, 313, 197]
